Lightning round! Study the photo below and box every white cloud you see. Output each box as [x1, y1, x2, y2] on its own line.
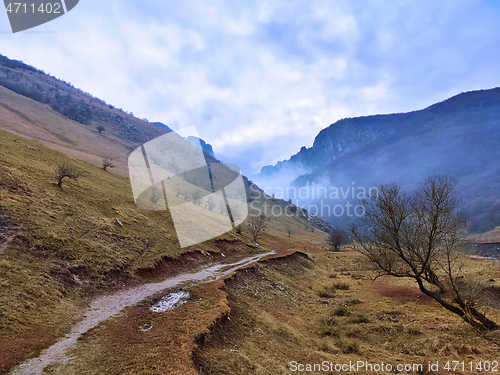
[0, 0, 499, 175]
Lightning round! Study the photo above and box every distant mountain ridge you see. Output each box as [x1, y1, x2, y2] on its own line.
[152, 121, 173, 132]
[260, 115, 395, 179]
[257, 88, 500, 233]
[152, 122, 215, 157]
[185, 136, 215, 157]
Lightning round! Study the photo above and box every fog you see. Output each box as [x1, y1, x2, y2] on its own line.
[254, 89, 500, 233]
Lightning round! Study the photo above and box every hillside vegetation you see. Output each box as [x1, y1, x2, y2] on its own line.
[0, 54, 167, 176]
[1, 53, 499, 374]
[0, 126, 331, 372]
[193, 248, 500, 375]
[0, 127, 244, 371]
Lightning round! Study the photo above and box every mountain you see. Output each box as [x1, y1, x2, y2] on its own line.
[152, 121, 173, 132]
[257, 88, 500, 233]
[152, 123, 215, 157]
[185, 136, 215, 157]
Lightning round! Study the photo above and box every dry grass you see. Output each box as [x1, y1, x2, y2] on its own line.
[192, 248, 500, 375]
[0, 128, 264, 372]
[1, 91, 499, 374]
[0, 125, 330, 373]
[44, 280, 231, 375]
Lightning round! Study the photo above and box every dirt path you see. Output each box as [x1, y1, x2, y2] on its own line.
[10, 251, 275, 375]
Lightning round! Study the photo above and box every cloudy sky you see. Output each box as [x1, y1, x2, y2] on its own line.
[1, 0, 500, 175]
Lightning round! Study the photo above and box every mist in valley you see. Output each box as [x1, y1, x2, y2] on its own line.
[254, 88, 500, 233]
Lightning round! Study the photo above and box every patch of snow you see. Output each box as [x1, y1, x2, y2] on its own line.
[150, 291, 190, 312]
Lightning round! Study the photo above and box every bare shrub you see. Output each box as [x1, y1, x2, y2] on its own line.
[332, 282, 349, 290]
[55, 163, 81, 188]
[331, 306, 351, 317]
[351, 175, 499, 331]
[247, 214, 268, 242]
[317, 285, 337, 298]
[327, 228, 348, 251]
[102, 158, 115, 171]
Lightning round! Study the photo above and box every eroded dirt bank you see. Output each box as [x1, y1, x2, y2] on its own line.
[192, 249, 500, 375]
[9, 251, 274, 375]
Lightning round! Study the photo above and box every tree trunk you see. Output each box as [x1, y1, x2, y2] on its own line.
[415, 278, 498, 331]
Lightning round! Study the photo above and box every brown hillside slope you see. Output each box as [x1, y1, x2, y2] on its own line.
[0, 126, 330, 373]
[0, 127, 250, 372]
[0, 53, 168, 175]
[470, 227, 500, 243]
[0, 85, 136, 175]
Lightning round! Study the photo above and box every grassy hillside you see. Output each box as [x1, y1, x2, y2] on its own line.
[30, 244, 500, 374]
[193, 248, 500, 375]
[0, 128, 228, 370]
[0, 126, 330, 372]
[1, 122, 498, 374]
[0, 84, 149, 176]
[0, 55, 169, 177]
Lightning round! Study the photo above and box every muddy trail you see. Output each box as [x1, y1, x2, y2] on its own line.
[9, 251, 275, 375]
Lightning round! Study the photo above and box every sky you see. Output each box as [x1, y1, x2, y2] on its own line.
[1, 0, 500, 176]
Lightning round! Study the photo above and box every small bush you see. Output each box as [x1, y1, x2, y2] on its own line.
[333, 282, 349, 290]
[348, 314, 370, 324]
[55, 163, 81, 188]
[337, 337, 360, 354]
[102, 158, 115, 171]
[319, 316, 340, 337]
[317, 285, 337, 298]
[331, 306, 351, 317]
[344, 325, 365, 338]
[322, 316, 339, 327]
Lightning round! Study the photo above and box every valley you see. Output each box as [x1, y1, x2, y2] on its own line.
[0, 53, 499, 374]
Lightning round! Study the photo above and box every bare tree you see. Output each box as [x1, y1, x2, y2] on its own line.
[247, 214, 268, 242]
[284, 224, 292, 237]
[96, 125, 105, 133]
[351, 175, 498, 331]
[327, 228, 347, 251]
[55, 163, 81, 188]
[102, 157, 115, 171]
